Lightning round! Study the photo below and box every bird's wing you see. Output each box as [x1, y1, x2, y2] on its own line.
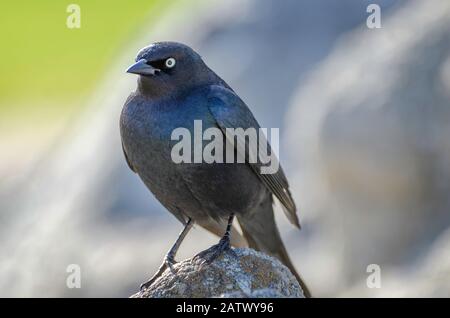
[206, 85, 300, 228]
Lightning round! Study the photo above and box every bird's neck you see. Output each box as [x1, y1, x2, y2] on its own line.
[137, 77, 168, 98]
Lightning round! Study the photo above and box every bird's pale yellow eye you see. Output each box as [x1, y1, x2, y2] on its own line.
[165, 57, 176, 68]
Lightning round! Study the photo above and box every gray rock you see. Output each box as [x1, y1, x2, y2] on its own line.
[131, 248, 304, 298]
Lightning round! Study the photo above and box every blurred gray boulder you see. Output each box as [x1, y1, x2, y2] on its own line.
[132, 248, 304, 298]
[286, 0, 450, 295]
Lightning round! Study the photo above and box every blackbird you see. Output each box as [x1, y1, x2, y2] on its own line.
[120, 42, 311, 297]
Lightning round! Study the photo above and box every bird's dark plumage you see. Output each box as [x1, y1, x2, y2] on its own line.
[120, 41, 310, 296]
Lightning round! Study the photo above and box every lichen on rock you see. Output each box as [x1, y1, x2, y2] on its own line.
[131, 248, 304, 298]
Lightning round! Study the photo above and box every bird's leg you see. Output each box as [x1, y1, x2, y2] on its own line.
[140, 218, 193, 290]
[195, 213, 237, 265]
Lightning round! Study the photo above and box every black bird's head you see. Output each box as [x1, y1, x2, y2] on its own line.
[127, 42, 216, 97]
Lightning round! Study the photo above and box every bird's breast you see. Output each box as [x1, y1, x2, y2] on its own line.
[120, 92, 267, 219]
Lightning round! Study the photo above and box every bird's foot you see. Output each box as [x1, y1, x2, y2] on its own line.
[164, 253, 177, 274]
[140, 255, 177, 291]
[194, 235, 237, 267]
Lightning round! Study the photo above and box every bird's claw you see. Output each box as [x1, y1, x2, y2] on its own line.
[194, 236, 235, 267]
[139, 254, 178, 291]
[140, 275, 159, 291]
[165, 254, 177, 274]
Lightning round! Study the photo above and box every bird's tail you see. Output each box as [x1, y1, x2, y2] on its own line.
[237, 197, 312, 298]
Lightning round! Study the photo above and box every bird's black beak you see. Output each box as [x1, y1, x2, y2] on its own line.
[126, 59, 160, 76]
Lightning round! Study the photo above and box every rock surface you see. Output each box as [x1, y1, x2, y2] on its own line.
[131, 248, 304, 298]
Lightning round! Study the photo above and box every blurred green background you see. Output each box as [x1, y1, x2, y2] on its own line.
[0, 0, 167, 108]
[0, 0, 173, 175]
[0, 0, 166, 133]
